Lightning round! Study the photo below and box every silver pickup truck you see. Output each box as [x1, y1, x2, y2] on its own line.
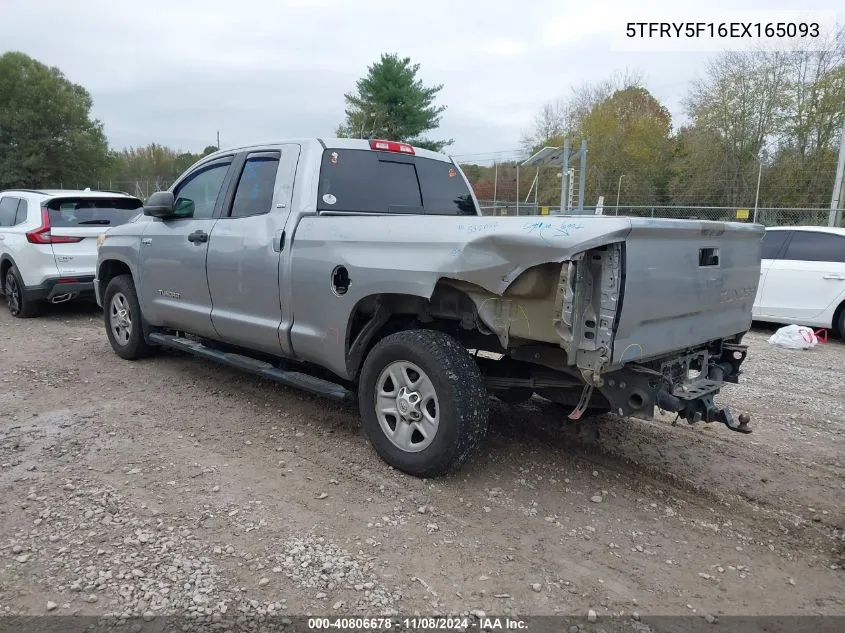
[95, 138, 764, 477]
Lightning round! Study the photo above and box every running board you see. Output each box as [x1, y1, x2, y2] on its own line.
[147, 333, 355, 404]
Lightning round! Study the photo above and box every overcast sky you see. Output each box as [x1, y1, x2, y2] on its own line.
[2, 0, 842, 161]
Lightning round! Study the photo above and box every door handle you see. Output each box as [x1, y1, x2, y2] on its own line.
[188, 230, 208, 244]
[822, 274, 845, 280]
[272, 230, 286, 252]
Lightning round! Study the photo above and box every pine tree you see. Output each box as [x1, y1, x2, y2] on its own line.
[337, 53, 453, 151]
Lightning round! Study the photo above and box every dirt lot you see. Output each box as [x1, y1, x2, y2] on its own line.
[0, 303, 843, 627]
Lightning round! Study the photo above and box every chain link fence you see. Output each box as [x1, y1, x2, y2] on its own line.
[42, 182, 839, 228]
[41, 181, 171, 199]
[477, 201, 840, 227]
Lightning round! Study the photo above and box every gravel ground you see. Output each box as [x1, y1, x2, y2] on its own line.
[0, 303, 843, 628]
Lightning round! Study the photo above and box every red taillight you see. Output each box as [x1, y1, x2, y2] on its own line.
[57, 277, 79, 283]
[26, 208, 83, 244]
[369, 139, 415, 155]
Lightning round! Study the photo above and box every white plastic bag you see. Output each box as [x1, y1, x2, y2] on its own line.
[767, 324, 818, 350]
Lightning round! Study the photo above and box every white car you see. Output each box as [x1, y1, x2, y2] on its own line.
[752, 226, 845, 337]
[0, 188, 143, 317]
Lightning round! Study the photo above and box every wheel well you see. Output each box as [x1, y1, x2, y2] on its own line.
[345, 285, 503, 380]
[97, 260, 132, 298]
[0, 257, 12, 292]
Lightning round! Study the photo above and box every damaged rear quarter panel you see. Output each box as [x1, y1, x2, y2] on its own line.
[287, 214, 633, 378]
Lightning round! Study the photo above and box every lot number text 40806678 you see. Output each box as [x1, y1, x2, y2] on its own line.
[307, 616, 528, 630]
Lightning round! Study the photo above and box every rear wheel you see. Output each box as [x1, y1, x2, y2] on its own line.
[103, 274, 154, 360]
[4, 266, 39, 318]
[358, 329, 489, 477]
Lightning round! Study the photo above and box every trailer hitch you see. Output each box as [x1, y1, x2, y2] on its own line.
[708, 406, 752, 434]
[658, 390, 752, 433]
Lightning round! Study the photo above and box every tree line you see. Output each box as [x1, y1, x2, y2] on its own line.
[474, 31, 845, 209]
[0, 50, 451, 193]
[0, 51, 219, 191]
[2, 41, 844, 210]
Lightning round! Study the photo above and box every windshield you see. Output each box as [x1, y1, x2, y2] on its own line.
[45, 197, 143, 227]
[317, 149, 478, 215]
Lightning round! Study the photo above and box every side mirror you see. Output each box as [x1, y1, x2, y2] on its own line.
[172, 197, 195, 219]
[143, 191, 176, 218]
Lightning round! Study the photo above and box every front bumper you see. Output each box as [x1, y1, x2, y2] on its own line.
[23, 275, 95, 304]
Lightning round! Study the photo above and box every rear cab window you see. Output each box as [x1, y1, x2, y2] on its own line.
[317, 149, 477, 215]
[45, 197, 143, 227]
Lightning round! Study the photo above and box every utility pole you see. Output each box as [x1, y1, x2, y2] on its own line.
[577, 139, 587, 213]
[492, 161, 498, 213]
[560, 139, 570, 214]
[216, 130, 221, 150]
[753, 158, 763, 224]
[616, 174, 626, 215]
[829, 113, 845, 227]
[834, 166, 845, 229]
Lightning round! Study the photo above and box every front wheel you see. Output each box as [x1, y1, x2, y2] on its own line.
[358, 330, 489, 477]
[103, 275, 154, 360]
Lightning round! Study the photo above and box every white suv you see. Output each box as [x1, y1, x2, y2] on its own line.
[0, 188, 143, 317]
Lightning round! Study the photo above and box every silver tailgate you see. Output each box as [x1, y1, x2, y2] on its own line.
[611, 219, 764, 364]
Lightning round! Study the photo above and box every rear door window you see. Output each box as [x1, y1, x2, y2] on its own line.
[783, 231, 845, 264]
[228, 153, 280, 218]
[317, 149, 476, 215]
[45, 197, 143, 227]
[0, 196, 20, 226]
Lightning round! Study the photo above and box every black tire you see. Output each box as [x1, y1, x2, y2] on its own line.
[837, 305, 845, 340]
[495, 388, 535, 405]
[4, 266, 39, 318]
[358, 329, 489, 477]
[103, 274, 154, 360]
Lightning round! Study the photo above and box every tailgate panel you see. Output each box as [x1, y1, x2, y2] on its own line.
[612, 219, 764, 364]
[50, 228, 102, 276]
